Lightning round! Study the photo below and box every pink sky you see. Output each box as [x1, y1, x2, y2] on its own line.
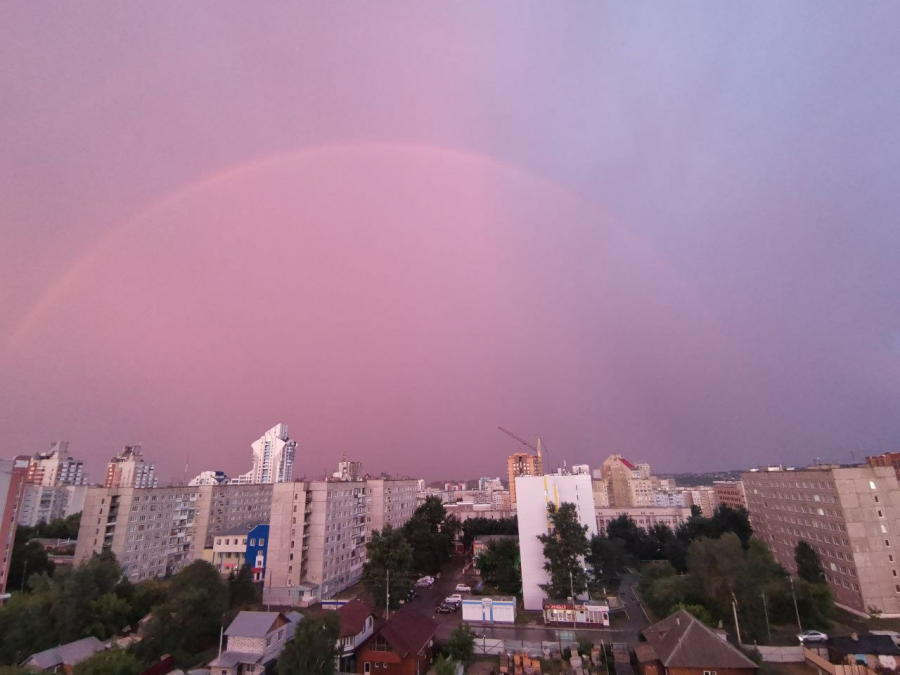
[1, 4, 899, 482]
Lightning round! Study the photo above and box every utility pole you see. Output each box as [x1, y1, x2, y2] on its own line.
[218, 617, 224, 657]
[731, 593, 742, 645]
[789, 576, 802, 632]
[570, 570, 577, 630]
[761, 592, 772, 643]
[385, 569, 390, 621]
[21, 560, 27, 591]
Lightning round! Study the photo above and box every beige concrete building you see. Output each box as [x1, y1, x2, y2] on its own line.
[598, 455, 655, 508]
[18, 484, 88, 527]
[74, 483, 273, 581]
[592, 478, 611, 508]
[595, 506, 692, 535]
[713, 480, 748, 510]
[743, 465, 900, 617]
[25, 442, 86, 486]
[366, 478, 418, 534]
[687, 486, 719, 515]
[104, 445, 157, 489]
[264, 478, 418, 606]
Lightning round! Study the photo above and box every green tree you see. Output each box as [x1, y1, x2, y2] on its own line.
[72, 648, 143, 675]
[605, 515, 647, 561]
[476, 538, 521, 596]
[795, 540, 826, 585]
[5, 540, 55, 591]
[672, 603, 717, 627]
[587, 534, 627, 591]
[461, 517, 518, 550]
[138, 561, 227, 665]
[0, 590, 54, 665]
[51, 551, 127, 643]
[85, 593, 132, 639]
[402, 497, 461, 575]
[128, 579, 167, 625]
[434, 655, 458, 675]
[445, 623, 476, 668]
[363, 524, 414, 610]
[538, 503, 589, 599]
[276, 611, 340, 675]
[228, 563, 259, 607]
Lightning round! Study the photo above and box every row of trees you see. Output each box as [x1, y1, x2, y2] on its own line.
[5, 512, 82, 592]
[0, 549, 260, 669]
[639, 535, 834, 641]
[362, 496, 461, 609]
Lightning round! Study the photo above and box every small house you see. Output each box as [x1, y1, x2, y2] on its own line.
[356, 607, 438, 675]
[334, 600, 375, 672]
[462, 596, 516, 624]
[23, 636, 106, 673]
[208, 610, 301, 675]
[542, 599, 610, 627]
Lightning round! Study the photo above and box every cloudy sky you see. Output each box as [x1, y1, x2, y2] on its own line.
[2, 4, 899, 483]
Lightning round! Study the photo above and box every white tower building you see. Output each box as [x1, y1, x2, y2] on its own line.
[249, 424, 296, 484]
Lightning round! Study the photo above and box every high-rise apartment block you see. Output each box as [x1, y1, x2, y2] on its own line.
[25, 442, 86, 486]
[105, 445, 158, 488]
[74, 483, 273, 581]
[687, 486, 719, 516]
[332, 458, 363, 482]
[264, 477, 418, 606]
[516, 474, 597, 611]
[1, 457, 29, 597]
[867, 453, 900, 482]
[597, 454, 653, 508]
[595, 506, 691, 535]
[507, 451, 543, 505]
[743, 465, 900, 617]
[713, 480, 748, 511]
[188, 470, 230, 486]
[246, 424, 296, 484]
[18, 484, 88, 527]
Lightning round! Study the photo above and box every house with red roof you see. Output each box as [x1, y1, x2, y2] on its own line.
[355, 606, 438, 675]
[334, 600, 375, 672]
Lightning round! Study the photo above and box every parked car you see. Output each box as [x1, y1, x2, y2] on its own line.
[455, 584, 472, 593]
[798, 630, 829, 643]
[416, 576, 435, 587]
[436, 604, 455, 613]
[444, 594, 463, 605]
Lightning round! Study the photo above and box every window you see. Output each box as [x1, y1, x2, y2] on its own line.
[887, 540, 892, 548]
[890, 555, 894, 562]
[704, 671, 717, 675]
[870, 481, 877, 490]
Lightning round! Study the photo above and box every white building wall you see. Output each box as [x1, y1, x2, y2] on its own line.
[516, 474, 597, 611]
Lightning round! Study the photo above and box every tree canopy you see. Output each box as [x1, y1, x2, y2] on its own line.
[363, 524, 414, 610]
[72, 648, 143, 675]
[402, 497, 461, 575]
[586, 534, 627, 591]
[276, 611, 340, 675]
[461, 516, 518, 550]
[476, 538, 521, 596]
[538, 502, 589, 599]
[445, 623, 476, 667]
[795, 540, 827, 585]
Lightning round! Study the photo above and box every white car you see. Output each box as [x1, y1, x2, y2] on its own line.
[416, 576, 434, 587]
[798, 630, 829, 643]
[455, 584, 472, 593]
[445, 594, 463, 605]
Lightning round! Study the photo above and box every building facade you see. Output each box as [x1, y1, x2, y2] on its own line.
[248, 424, 297, 484]
[595, 506, 692, 535]
[104, 445, 158, 488]
[867, 453, 900, 482]
[25, 442, 85, 486]
[516, 474, 597, 611]
[713, 480, 748, 510]
[687, 487, 719, 516]
[74, 483, 273, 581]
[743, 465, 900, 617]
[188, 470, 230, 486]
[366, 478, 419, 534]
[18, 484, 88, 527]
[507, 451, 542, 505]
[1, 457, 29, 597]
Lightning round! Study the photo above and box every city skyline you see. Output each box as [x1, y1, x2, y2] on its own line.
[3, 4, 900, 481]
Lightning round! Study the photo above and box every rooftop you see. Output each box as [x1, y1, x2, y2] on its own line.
[640, 610, 756, 670]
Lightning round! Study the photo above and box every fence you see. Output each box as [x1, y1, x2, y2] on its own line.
[804, 647, 878, 675]
[756, 646, 804, 663]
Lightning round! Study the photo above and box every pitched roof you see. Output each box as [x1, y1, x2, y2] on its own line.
[336, 600, 373, 639]
[377, 607, 438, 658]
[831, 634, 900, 656]
[26, 637, 106, 669]
[225, 611, 287, 638]
[619, 457, 635, 469]
[641, 610, 757, 670]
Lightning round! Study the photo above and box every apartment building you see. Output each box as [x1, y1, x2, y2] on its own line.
[516, 474, 597, 611]
[713, 480, 748, 510]
[74, 483, 273, 581]
[264, 478, 419, 607]
[688, 487, 719, 516]
[595, 506, 691, 535]
[366, 478, 419, 534]
[18, 484, 88, 527]
[592, 478, 611, 508]
[743, 465, 900, 617]
[245, 424, 297, 484]
[867, 453, 900, 482]
[25, 442, 86, 486]
[507, 452, 543, 505]
[104, 445, 158, 488]
[1, 457, 29, 597]
[598, 454, 654, 508]
[652, 491, 689, 508]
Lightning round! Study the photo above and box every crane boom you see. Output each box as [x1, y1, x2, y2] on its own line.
[497, 426, 539, 453]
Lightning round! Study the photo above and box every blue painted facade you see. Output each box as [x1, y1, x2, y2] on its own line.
[244, 523, 269, 582]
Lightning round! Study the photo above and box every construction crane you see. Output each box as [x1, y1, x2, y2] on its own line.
[497, 426, 549, 471]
